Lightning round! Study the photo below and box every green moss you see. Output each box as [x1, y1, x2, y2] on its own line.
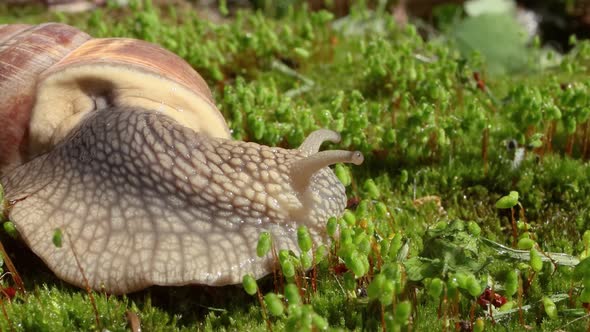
[3, 1, 590, 330]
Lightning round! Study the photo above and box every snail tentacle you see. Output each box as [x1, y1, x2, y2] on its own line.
[290, 149, 363, 192]
[297, 129, 341, 155]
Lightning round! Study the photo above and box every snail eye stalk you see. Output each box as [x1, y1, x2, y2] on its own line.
[290, 150, 363, 193]
[298, 129, 342, 155]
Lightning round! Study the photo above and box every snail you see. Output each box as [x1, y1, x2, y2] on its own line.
[0, 23, 363, 294]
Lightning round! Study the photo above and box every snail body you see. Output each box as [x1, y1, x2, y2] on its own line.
[0, 23, 362, 294]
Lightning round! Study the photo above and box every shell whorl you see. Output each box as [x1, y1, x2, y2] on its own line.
[0, 23, 90, 170]
[0, 23, 230, 172]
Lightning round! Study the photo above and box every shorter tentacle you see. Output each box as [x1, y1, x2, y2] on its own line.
[298, 129, 341, 155]
[290, 150, 363, 192]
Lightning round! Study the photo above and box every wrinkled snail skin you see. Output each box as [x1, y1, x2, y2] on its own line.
[0, 23, 363, 294]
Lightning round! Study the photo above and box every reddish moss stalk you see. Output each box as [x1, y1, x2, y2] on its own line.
[0, 240, 24, 294]
[482, 127, 489, 176]
[65, 232, 101, 330]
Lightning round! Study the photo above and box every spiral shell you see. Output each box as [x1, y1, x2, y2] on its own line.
[0, 23, 230, 171]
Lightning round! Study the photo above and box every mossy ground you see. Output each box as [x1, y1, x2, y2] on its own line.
[2, 1, 590, 331]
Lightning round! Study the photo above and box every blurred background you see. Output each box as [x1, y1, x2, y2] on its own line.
[3, 0, 589, 75]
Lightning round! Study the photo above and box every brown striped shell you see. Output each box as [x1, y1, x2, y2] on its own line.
[0, 22, 230, 171]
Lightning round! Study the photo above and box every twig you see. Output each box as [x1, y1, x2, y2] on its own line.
[125, 310, 142, 332]
[481, 238, 580, 266]
[271, 60, 315, 98]
[559, 312, 590, 330]
[487, 293, 569, 322]
[332, 272, 346, 296]
[256, 287, 273, 332]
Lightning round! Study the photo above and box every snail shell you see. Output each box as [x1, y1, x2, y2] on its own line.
[0, 23, 362, 294]
[0, 23, 229, 169]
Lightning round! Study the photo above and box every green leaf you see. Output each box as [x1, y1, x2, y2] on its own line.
[464, 0, 515, 16]
[450, 13, 530, 75]
[404, 257, 443, 281]
[574, 257, 590, 281]
[580, 288, 590, 303]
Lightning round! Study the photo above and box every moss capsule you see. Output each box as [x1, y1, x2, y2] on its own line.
[473, 317, 484, 332]
[334, 164, 351, 187]
[3, 221, 18, 239]
[326, 217, 338, 238]
[465, 275, 483, 297]
[315, 245, 328, 264]
[394, 301, 411, 325]
[389, 233, 402, 258]
[282, 259, 296, 278]
[256, 231, 272, 257]
[495, 191, 519, 209]
[264, 293, 284, 316]
[284, 283, 302, 306]
[367, 274, 385, 301]
[343, 210, 356, 227]
[505, 269, 518, 297]
[467, 221, 481, 236]
[297, 226, 312, 252]
[428, 278, 444, 299]
[300, 252, 312, 269]
[542, 296, 558, 320]
[363, 179, 380, 199]
[379, 280, 395, 306]
[530, 249, 543, 273]
[517, 238, 535, 250]
[311, 313, 328, 330]
[52, 228, 63, 248]
[242, 274, 258, 296]
[375, 202, 389, 218]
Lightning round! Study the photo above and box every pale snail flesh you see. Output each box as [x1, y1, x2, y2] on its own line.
[0, 23, 363, 294]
